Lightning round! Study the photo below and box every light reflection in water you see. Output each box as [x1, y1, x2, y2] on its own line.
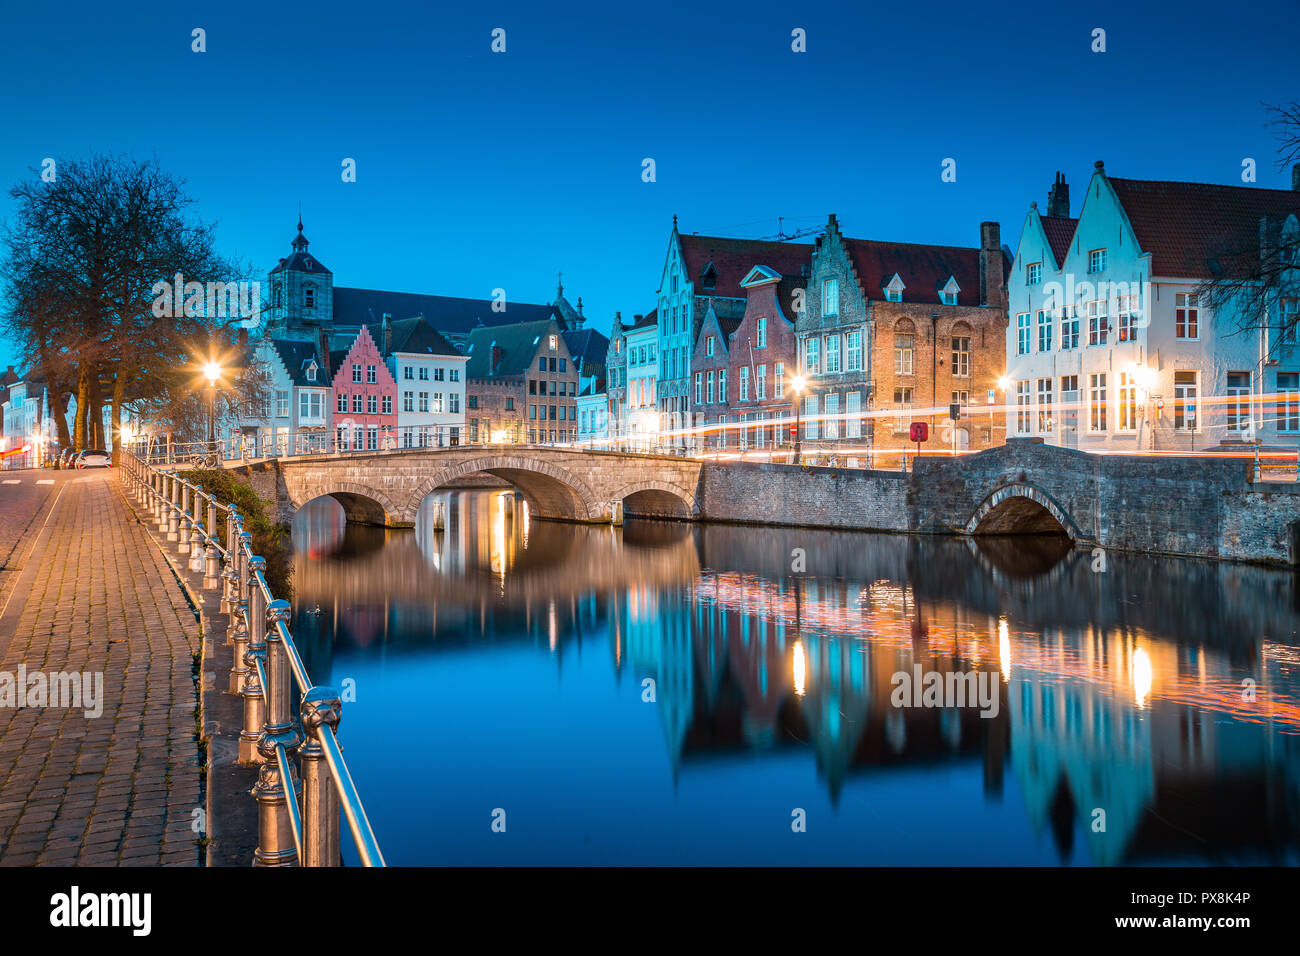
[291, 490, 1300, 867]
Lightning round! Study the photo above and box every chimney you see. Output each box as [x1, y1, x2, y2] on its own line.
[1047, 172, 1070, 218]
[382, 312, 392, 357]
[979, 221, 1005, 311]
[574, 297, 585, 329]
[319, 331, 330, 377]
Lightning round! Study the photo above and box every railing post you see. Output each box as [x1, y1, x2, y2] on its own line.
[166, 477, 180, 542]
[155, 475, 168, 531]
[299, 686, 342, 867]
[254, 598, 302, 867]
[203, 531, 220, 589]
[178, 484, 192, 556]
[238, 555, 267, 764]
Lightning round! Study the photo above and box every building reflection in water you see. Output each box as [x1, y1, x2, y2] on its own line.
[292, 489, 1300, 866]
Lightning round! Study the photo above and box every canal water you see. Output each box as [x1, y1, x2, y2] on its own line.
[289, 489, 1300, 866]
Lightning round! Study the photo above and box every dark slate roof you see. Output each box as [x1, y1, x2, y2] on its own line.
[463, 320, 560, 378]
[678, 234, 812, 299]
[271, 339, 325, 386]
[629, 310, 658, 330]
[386, 316, 460, 356]
[271, 250, 331, 275]
[333, 287, 561, 336]
[843, 237, 985, 306]
[1040, 216, 1079, 267]
[1108, 177, 1300, 277]
[562, 328, 610, 369]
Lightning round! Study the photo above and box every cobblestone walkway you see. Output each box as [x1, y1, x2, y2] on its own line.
[0, 470, 201, 866]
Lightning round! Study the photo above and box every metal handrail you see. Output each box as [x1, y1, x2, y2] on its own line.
[119, 451, 386, 867]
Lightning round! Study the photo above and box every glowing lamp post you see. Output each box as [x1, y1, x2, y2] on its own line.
[203, 361, 222, 457]
[791, 375, 807, 464]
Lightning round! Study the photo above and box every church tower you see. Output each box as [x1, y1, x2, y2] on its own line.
[267, 218, 334, 341]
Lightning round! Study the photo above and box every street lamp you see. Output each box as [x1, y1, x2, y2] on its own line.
[203, 360, 222, 457]
[791, 374, 807, 464]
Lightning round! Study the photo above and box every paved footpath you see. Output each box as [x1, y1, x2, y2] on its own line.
[0, 469, 201, 866]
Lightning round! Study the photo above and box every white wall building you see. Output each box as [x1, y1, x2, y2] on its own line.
[624, 318, 659, 449]
[1005, 163, 1300, 452]
[577, 387, 608, 444]
[379, 316, 468, 446]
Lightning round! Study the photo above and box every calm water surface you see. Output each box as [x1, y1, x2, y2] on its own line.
[289, 490, 1300, 866]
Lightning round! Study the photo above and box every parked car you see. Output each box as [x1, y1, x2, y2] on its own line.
[75, 449, 111, 469]
[57, 448, 76, 469]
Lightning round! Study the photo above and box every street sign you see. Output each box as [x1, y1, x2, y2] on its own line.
[909, 422, 928, 442]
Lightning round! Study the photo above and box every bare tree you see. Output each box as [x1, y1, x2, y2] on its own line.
[1196, 103, 1300, 357]
[1, 154, 244, 462]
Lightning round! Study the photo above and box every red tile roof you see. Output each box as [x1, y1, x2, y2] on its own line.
[1040, 216, 1078, 267]
[842, 238, 985, 307]
[678, 234, 811, 299]
[1108, 177, 1300, 278]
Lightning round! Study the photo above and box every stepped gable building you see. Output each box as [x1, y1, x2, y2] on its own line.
[797, 214, 1010, 456]
[702, 262, 807, 450]
[689, 302, 744, 447]
[329, 324, 398, 451]
[604, 310, 646, 444]
[1004, 163, 1300, 452]
[463, 318, 578, 444]
[655, 219, 811, 446]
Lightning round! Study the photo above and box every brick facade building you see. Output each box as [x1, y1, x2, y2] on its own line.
[330, 324, 398, 450]
[655, 222, 810, 447]
[797, 214, 1009, 457]
[464, 319, 578, 443]
[692, 265, 805, 450]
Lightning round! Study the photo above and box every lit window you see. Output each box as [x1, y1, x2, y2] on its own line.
[1176, 293, 1199, 339]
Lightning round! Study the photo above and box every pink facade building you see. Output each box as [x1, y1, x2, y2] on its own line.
[330, 325, 398, 450]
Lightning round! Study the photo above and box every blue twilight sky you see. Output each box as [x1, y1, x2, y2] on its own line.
[0, 0, 1296, 371]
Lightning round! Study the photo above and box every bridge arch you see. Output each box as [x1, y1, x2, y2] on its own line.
[405, 455, 603, 522]
[965, 482, 1082, 539]
[609, 479, 697, 520]
[294, 482, 407, 528]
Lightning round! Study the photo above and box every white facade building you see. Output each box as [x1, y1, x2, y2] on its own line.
[1004, 163, 1300, 452]
[380, 316, 468, 446]
[624, 319, 659, 449]
[577, 387, 608, 444]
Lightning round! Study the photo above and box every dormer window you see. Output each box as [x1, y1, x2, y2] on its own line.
[305, 361, 318, 383]
[940, 276, 960, 306]
[884, 274, 905, 303]
[701, 264, 716, 291]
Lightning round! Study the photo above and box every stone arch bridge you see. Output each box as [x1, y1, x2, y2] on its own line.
[223, 439, 1300, 565]
[228, 447, 704, 527]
